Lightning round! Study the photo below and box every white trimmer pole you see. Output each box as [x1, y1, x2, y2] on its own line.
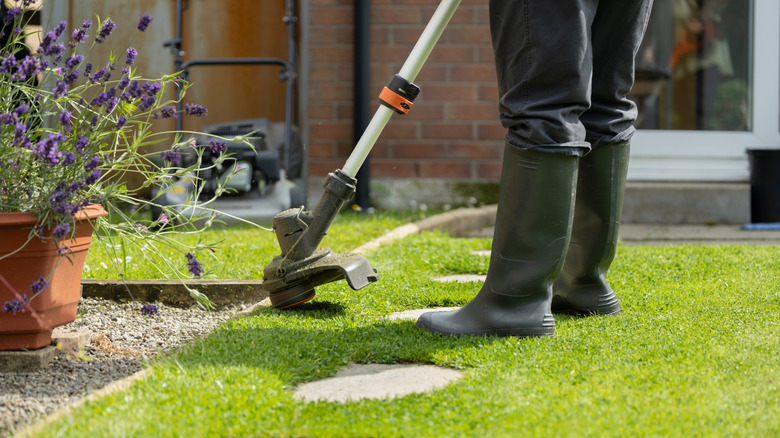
[341, 0, 462, 178]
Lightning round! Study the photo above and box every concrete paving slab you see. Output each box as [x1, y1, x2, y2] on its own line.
[293, 363, 463, 403]
[387, 307, 460, 321]
[0, 345, 56, 373]
[434, 274, 486, 283]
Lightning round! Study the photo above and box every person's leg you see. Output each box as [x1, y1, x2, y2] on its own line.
[416, 0, 597, 337]
[415, 145, 577, 336]
[553, 0, 654, 315]
[489, 0, 597, 157]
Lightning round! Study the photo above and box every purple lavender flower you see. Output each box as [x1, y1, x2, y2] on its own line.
[34, 132, 67, 165]
[157, 213, 169, 224]
[62, 152, 76, 167]
[39, 31, 65, 56]
[74, 137, 89, 153]
[95, 19, 116, 43]
[160, 147, 181, 165]
[65, 55, 84, 71]
[184, 104, 208, 117]
[137, 13, 153, 32]
[2, 295, 27, 315]
[52, 223, 70, 240]
[125, 47, 137, 66]
[209, 139, 227, 154]
[84, 155, 100, 171]
[59, 109, 72, 131]
[53, 80, 68, 98]
[84, 169, 102, 185]
[153, 106, 177, 120]
[71, 19, 92, 43]
[140, 303, 158, 316]
[30, 277, 48, 294]
[186, 252, 204, 278]
[54, 21, 67, 37]
[12, 101, 28, 117]
[116, 116, 128, 129]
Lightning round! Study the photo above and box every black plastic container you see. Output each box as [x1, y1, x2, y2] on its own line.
[747, 148, 780, 223]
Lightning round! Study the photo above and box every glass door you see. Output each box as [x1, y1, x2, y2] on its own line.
[628, 0, 779, 181]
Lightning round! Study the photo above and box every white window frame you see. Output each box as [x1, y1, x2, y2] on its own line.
[629, 0, 779, 182]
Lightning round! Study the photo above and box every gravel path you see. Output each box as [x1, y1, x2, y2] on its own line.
[0, 297, 251, 437]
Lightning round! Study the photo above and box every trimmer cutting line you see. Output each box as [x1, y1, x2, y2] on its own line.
[261, 0, 462, 309]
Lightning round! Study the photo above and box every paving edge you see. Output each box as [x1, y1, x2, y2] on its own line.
[354, 205, 497, 254]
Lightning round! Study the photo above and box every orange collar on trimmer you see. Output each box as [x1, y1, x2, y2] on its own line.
[379, 74, 421, 115]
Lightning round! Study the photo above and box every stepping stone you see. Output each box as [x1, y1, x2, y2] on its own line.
[387, 307, 459, 321]
[293, 363, 462, 403]
[433, 274, 486, 283]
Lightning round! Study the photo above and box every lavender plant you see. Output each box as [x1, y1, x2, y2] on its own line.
[0, 2, 242, 312]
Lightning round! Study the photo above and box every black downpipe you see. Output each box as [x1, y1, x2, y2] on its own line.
[353, 1, 371, 210]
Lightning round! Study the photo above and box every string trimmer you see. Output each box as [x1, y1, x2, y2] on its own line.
[262, 0, 462, 309]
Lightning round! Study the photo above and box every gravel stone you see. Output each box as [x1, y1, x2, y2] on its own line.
[0, 297, 245, 437]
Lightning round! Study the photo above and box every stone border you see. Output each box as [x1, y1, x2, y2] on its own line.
[81, 279, 267, 308]
[354, 205, 496, 254]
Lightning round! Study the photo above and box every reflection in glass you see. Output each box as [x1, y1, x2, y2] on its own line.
[631, 0, 752, 131]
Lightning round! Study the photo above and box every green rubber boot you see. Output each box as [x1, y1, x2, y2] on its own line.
[552, 141, 630, 316]
[415, 145, 578, 337]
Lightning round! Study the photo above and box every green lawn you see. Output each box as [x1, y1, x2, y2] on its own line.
[39, 213, 780, 437]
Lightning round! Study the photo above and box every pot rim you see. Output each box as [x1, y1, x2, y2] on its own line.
[0, 204, 108, 226]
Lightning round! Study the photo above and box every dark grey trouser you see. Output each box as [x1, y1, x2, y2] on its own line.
[490, 0, 654, 156]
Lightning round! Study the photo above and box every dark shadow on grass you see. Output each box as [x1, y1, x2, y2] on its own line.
[174, 312, 504, 385]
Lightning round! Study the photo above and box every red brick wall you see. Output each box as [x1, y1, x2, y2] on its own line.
[307, 0, 504, 182]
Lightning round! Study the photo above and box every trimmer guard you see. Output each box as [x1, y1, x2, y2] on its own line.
[262, 248, 378, 309]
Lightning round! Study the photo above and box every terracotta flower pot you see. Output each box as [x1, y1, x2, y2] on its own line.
[0, 204, 107, 351]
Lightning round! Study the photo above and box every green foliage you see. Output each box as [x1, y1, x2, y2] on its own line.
[40, 229, 780, 437]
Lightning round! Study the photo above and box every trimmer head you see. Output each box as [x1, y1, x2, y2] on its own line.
[261, 170, 378, 309]
[262, 247, 378, 309]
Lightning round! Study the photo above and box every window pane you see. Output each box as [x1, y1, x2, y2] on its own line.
[631, 0, 753, 131]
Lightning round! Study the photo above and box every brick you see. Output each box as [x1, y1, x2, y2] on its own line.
[372, 161, 419, 178]
[422, 83, 477, 101]
[309, 83, 353, 101]
[421, 122, 473, 140]
[372, 6, 423, 24]
[427, 46, 477, 63]
[392, 142, 447, 159]
[309, 159, 345, 177]
[450, 65, 496, 82]
[308, 103, 335, 120]
[477, 122, 506, 141]
[310, 47, 353, 64]
[478, 83, 499, 101]
[449, 26, 491, 44]
[379, 120, 418, 139]
[448, 101, 498, 121]
[312, 6, 353, 24]
[448, 142, 503, 159]
[419, 161, 472, 178]
[415, 64, 448, 82]
[310, 121, 351, 139]
[308, 141, 338, 158]
[408, 102, 444, 120]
